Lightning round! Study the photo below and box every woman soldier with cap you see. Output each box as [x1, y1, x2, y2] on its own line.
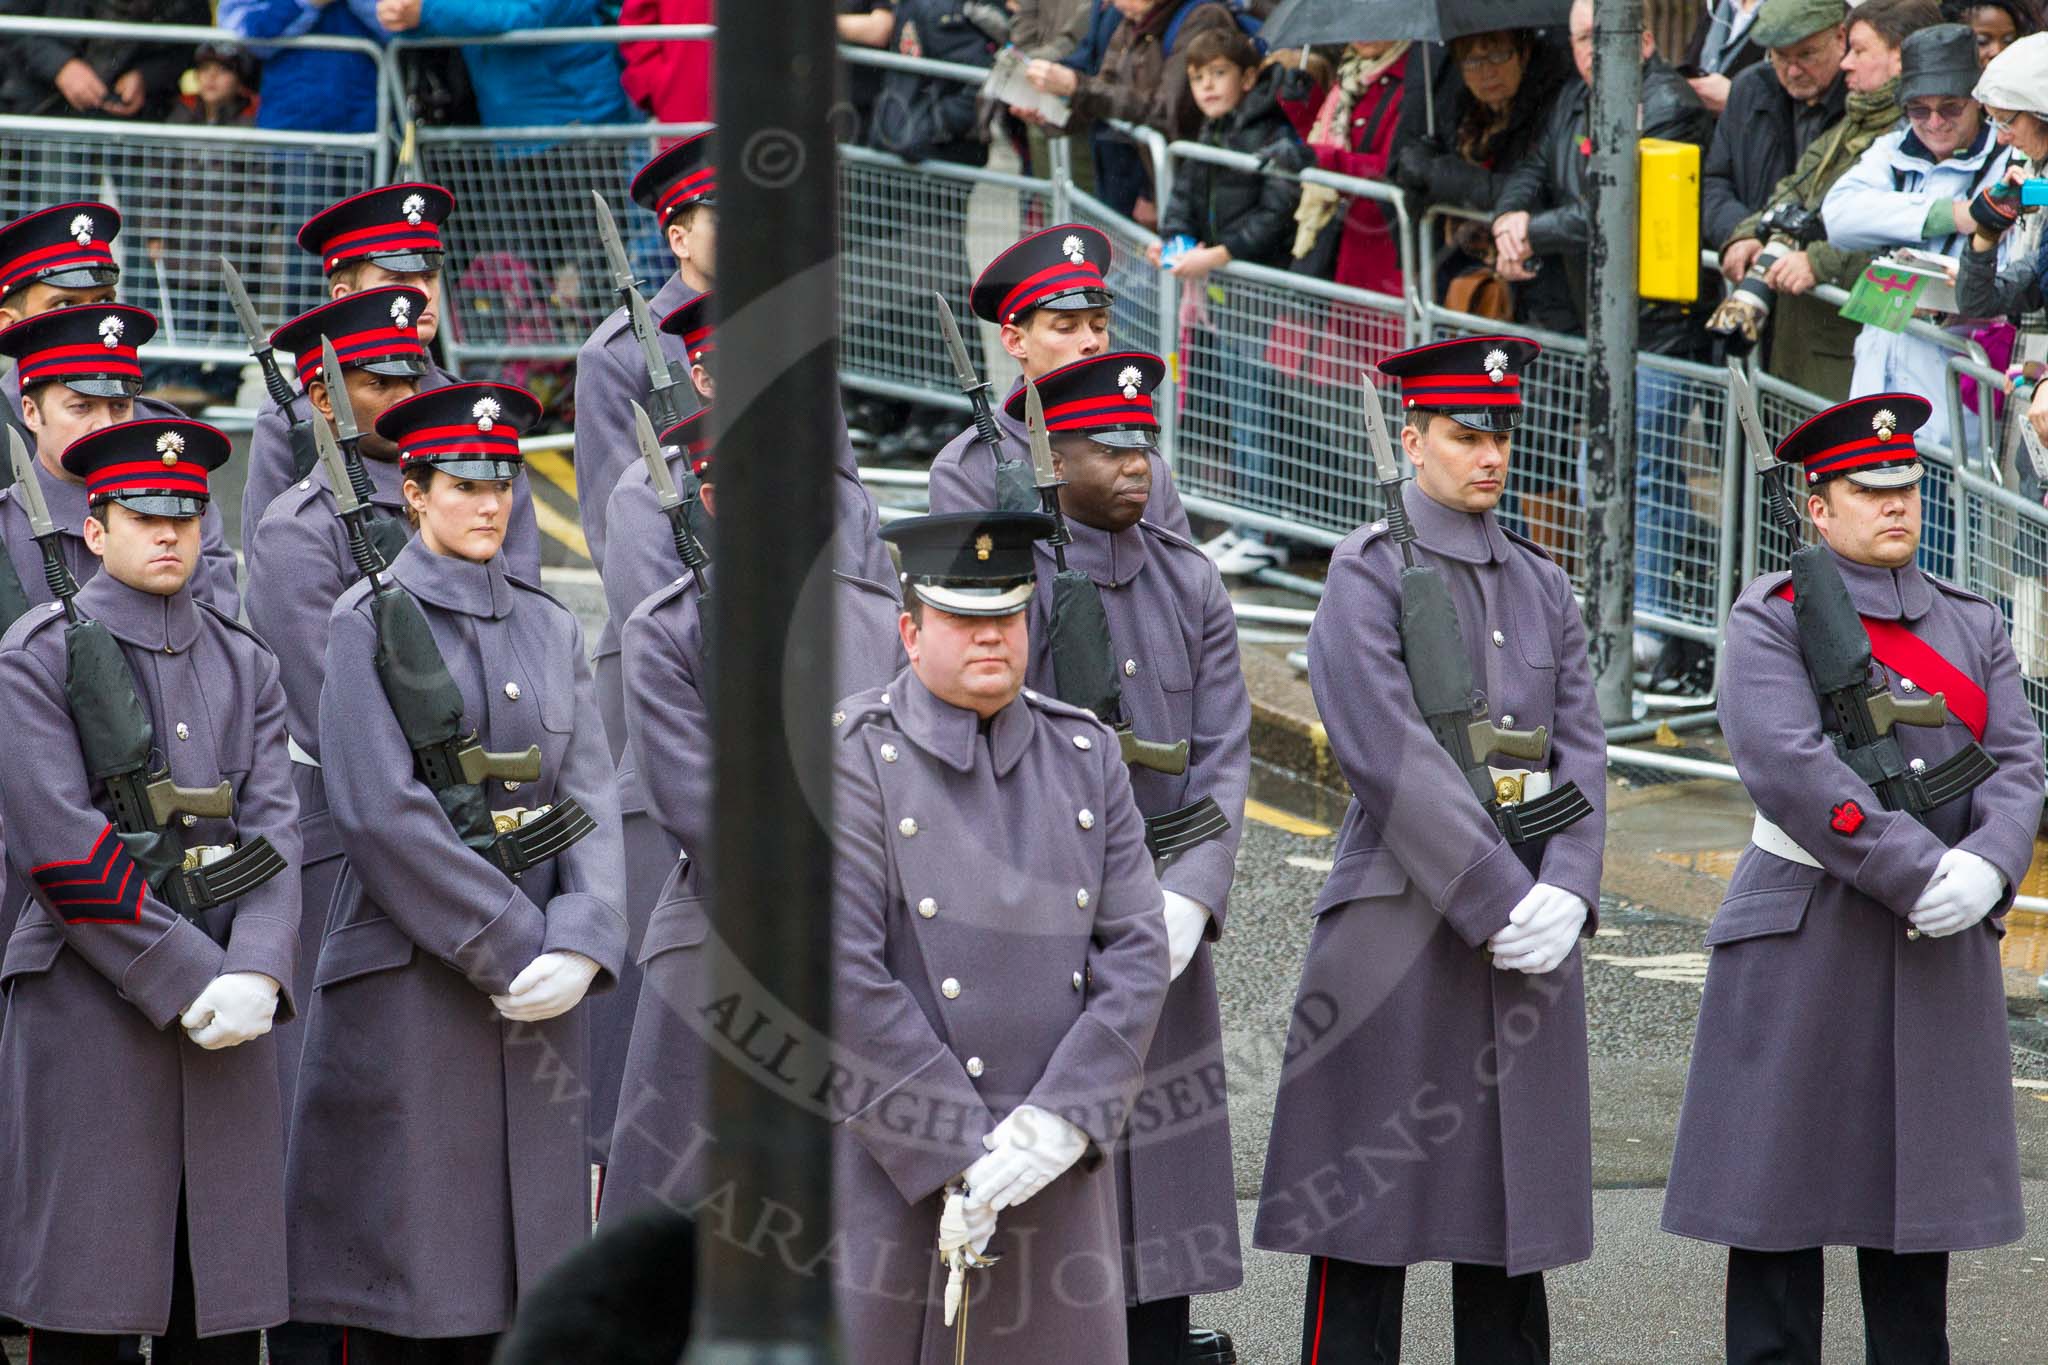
[283, 382, 628, 1362]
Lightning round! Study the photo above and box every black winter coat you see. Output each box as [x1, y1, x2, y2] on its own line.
[0, 0, 208, 119]
[1160, 68, 1310, 267]
[1701, 62, 1847, 249]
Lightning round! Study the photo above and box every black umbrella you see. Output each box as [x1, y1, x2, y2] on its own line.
[1261, 0, 1571, 49]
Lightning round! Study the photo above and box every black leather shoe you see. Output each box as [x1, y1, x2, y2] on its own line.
[1186, 1327, 1236, 1363]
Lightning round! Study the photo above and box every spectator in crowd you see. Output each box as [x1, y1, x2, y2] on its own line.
[1149, 26, 1308, 573]
[1824, 20, 2010, 452]
[1025, 0, 1247, 223]
[1493, 0, 1715, 690]
[620, 0, 714, 127]
[1682, 0, 1769, 114]
[220, 0, 386, 135]
[1387, 27, 1575, 326]
[1711, 0, 1922, 400]
[1293, 39, 1409, 298]
[0, 0, 207, 121]
[1947, 0, 2041, 62]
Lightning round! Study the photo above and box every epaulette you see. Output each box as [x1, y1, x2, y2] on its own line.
[832, 685, 894, 740]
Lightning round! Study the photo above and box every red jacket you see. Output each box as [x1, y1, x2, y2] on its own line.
[1308, 49, 1407, 297]
[619, 0, 714, 125]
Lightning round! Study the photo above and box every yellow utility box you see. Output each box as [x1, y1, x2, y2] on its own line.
[1639, 137, 1700, 303]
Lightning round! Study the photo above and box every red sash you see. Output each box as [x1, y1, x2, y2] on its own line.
[1772, 583, 1988, 740]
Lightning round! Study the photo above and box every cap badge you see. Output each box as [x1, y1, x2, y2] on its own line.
[401, 193, 427, 227]
[98, 314, 124, 349]
[69, 213, 94, 247]
[390, 295, 413, 328]
[156, 431, 185, 466]
[975, 533, 993, 562]
[1117, 364, 1142, 400]
[1062, 234, 1086, 265]
[1483, 348, 1510, 384]
[472, 395, 502, 432]
[1873, 408, 1897, 442]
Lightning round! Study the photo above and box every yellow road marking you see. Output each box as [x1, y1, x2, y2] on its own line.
[530, 495, 591, 562]
[1245, 799, 1330, 838]
[527, 447, 578, 498]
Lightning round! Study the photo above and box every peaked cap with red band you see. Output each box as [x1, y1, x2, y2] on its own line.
[970, 224, 1114, 325]
[271, 286, 429, 388]
[0, 202, 120, 298]
[63, 418, 231, 519]
[631, 130, 717, 224]
[663, 409, 714, 478]
[0, 303, 155, 399]
[1003, 350, 1164, 450]
[298, 183, 455, 276]
[376, 380, 539, 482]
[1777, 392, 1930, 489]
[1377, 334, 1541, 433]
[660, 291, 714, 364]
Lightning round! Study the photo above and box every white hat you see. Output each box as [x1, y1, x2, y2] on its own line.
[1975, 31, 2048, 117]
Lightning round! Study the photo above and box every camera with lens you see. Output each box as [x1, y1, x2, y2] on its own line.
[1705, 203, 1828, 351]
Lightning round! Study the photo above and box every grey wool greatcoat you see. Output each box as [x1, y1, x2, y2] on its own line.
[286, 539, 629, 1336]
[243, 452, 487, 1120]
[0, 452, 240, 626]
[1023, 516, 1247, 1304]
[0, 571, 302, 1336]
[832, 671, 1170, 1365]
[241, 366, 543, 583]
[1254, 482, 1606, 1276]
[603, 564, 906, 1218]
[925, 380, 1191, 536]
[1662, 553, 2040, 1253]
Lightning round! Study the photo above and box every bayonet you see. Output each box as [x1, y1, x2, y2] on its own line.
[631, 399, 708, 587]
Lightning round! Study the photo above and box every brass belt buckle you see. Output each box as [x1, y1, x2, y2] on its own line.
[1494, 773, 1525, 805]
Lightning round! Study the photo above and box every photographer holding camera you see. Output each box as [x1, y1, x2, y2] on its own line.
[1708, 0, 1928, 398]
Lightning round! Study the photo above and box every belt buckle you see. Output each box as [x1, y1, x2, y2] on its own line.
[1494, 773, 1525, 805]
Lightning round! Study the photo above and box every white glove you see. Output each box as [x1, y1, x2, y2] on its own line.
[180, 972, 281, 1050]
[937, 1187, 997, 1258]
[1908, 848, 2005, 938]
[492, 950, 601, 1022]
[962, 1103, 1089, 1211]
[1486, 883, 1588, 975]
[1161, 890, 1211, 982]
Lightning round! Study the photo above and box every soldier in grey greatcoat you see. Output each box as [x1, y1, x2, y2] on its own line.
[926, 225, 1190, 536]
[1662, 392, 2042, 1363]
[240, 183, 542, 570]
[602, 410, 905, 1218]
[285, 382, 627, 1362]
[1004, 351, 1248, 1363]
[831, 510, 1170, 1365]
[0, 418, 300, 1361]
[1255, 336, 1606, 1364]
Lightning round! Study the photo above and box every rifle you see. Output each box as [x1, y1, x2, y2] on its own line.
[7, 427, 285, 942]
[1728, 362, 1996, 818]
[319, 336, 414, 571]
[223, 257, 320, 483]
[594, 190, 691, 432]
[631, 399, 708, 593]
[1360, 374, 1593, 845]
[935, 291, 1037, 515]
[313, 393, 596, 880]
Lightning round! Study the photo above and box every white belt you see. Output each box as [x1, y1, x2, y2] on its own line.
[1750, 813, 1820, 868]
[288, 736, 321, 769]
[1486, 767, 1552, 804]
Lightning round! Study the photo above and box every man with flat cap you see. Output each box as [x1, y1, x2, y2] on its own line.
[831, 508, 1170, 1365]
[1255, 335, 1606, 1363]
[575, 132, 715, 578]
[927, 225, 1191, 538]
[601, 407, 906, 1220]
[0, 305, 240, 625]
[0, 416, 302, 1363]
[0, 203, 188, 448]
[1663, 392, 2040, 1364]
[1006, 350, 1248, 1364]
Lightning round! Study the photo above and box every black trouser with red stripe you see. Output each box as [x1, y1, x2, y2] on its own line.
[1725, 1247, 1949, 1365]
[1299, 1256, 1549, 1365]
